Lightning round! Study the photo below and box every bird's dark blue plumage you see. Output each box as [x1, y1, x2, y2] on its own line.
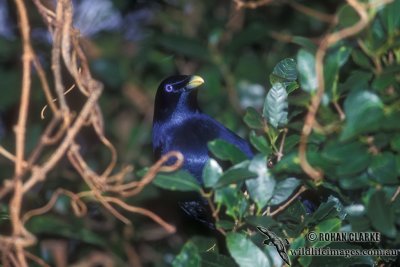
[152, 75, 253, 183]
[152, 75, 253, 228]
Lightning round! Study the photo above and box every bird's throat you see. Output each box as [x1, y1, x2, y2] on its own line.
[155, 91, 200, 123]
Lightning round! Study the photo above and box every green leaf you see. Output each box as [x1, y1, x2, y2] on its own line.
[297, 49, 317, 93]
[324, 45, 351, 99]
[249, 131, 272, 155]
[215, 161, 257, 188]
[215, 220, 235, 230]
[246, 155, 276, 210]
[208, 139, 248, 164]
[291, 36, 317, 52]
[226, 233, 271, 267]
[367, 190, 396, 238]
[379, 0, 400, 37]
[27, 216, 107, 247]
[269, 177, 301, 205]
[173, 241, 201, 267]
[214, 186, 248, 219]
[351, 49, 372, 69]
[337, 4, 360, 28]
[368, 152, 398, 185]
[263, 83, 288, 128]
[390, 134, 400, 152]
[245, 215, 278, 228]
[323, 141, 371, 177]
[372, 72, 397, 91]
[153, 170, 201, 192]
[203, 159, 223, 188]
[314, 218, 342, 248]
[243, 107, 264, 130]
[340, 90, 384, 140]
[340, 70, 372, 93]
[270, 58, 297, 87]
[200, 252, 238, 267]
[310, 200, 339, 223]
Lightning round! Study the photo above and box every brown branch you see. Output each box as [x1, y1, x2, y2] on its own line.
[104, 197, 176, 234]
[11, 0, 35, 265]
[391, 186, 400, 202]
[276, 128, 288, 162]
[288, 1, 335, 23]
[299, 0, 369, 183]
[24, 251, 50, 267]
[51, 0, 70, 123]
[233, 0, 274, 9]
[22, 189, 86, 224]
[268, 186, 307, 217]
[23, 84, 103, 193]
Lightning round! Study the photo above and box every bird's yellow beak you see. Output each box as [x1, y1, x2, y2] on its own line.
[186, 75, 205, 90]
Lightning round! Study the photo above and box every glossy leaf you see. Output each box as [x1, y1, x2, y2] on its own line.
[214, 186, 248, 219]
[249, 131, 272, 155]
[297, 49, 317, 92]
[367, 190, 396, 238]
[215, 161, 257, 188]
[154, 170, 201, 192]
[208, 139, 248, 164]
[270, 58, 297, 87]
[324, 45, 351, 99]
[368, 152, 398, 185]
[246, 155, 276, 209]
[243, 107, 264, 130]
[226, 233, 271, 267]
[269, 177, 301, 205]
[263, 83, 288, 128]
[203, 159, 223, 188]
[340, 90, 384, 140]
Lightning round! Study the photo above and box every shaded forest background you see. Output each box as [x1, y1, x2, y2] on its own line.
[0, 0, 399, 266]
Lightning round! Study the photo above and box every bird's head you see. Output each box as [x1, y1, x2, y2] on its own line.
[154, 75, 205, 121]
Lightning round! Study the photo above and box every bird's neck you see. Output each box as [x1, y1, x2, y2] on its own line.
[154, 92, 200, 123]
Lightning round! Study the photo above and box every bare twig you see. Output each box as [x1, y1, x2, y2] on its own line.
[276, 128, 288, 162]
[233, 0, 274, 9]
[288, 1, 335, 23]
[267, 186, 307, 216]
[391, 186, 400, 202]
[299, 0, 369, 182]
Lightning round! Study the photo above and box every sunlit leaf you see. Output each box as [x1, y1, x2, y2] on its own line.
[203, 159, 223, 188]
[263, 83, 288, 128]
[270, 58, 297, 89]
[297, 49, 317, 92]
[227, 233, 271, 267]
[340, 90, 384, 140]
[269, 177, 300, 206]
[245, 155, 275, 210]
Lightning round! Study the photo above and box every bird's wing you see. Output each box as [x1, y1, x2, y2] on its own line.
[197, 114, 254, 158]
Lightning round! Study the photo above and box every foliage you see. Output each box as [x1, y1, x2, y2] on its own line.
[0, 0, 399, 266]
[152, 1, 400, 267]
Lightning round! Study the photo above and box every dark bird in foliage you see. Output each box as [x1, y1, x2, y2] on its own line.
[257, 226, 290, 265]
[152, 75, 253, 227]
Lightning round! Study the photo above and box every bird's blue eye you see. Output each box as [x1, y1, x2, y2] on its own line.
[165, 85, 173, 92]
